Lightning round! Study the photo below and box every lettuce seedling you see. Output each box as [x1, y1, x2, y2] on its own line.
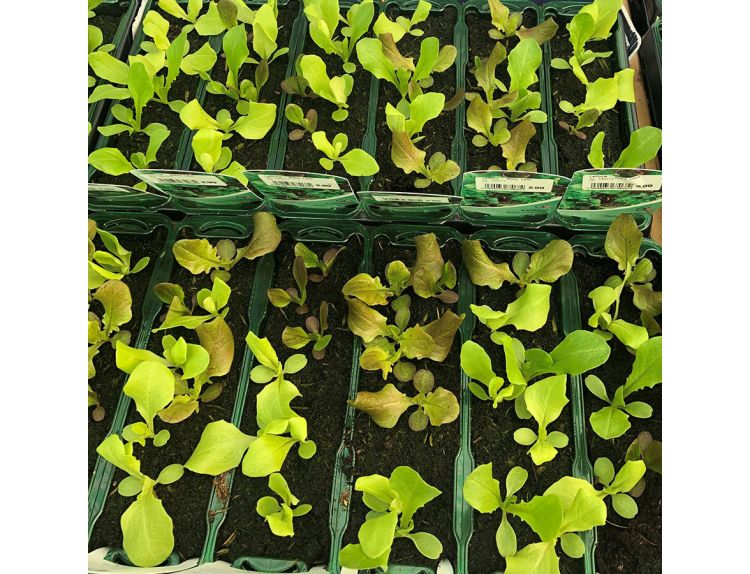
[593, 458, 647, 519]
[87, 123, 170, 190]
[153, 277, 231, 331]
[304, 0, 374, 73]
[586, 335, 661, 439]
[372, 0, 431, 42]
[461, 330, 610, 414]
[115, 334, 223, 424]
[300, 55, 353, 121]
[625, 431, 661, 497]
[171, 211, 281, 281]
[487, 0, 558, 44]
[268, 256, 309, 314]
[587, 126, 662, 168]
[342, 265, 409, 305]
[257, 473, 312, 536]
[247, 331, 310, 384]
[311, 131, 379, 176]
[350, 369, 459, 431]
[96, 435, 184, 567]
[295, 242, 345, 282]
[411, 233, 458, 303]
[513, 375, 570, 464]
[282, 301, 333, 360]
[285, 104, 318, 140]
[89, 280, 133, 381]
[463, 239, 573, 332]
[559, 69, 635, 135]
[464, 463, 609, 570]
[89, 219, 151, 290]
[121, 360, 176, 446]
[347, 296, 464, 380]
[587, 213, 662, 348]
[357, 34, 456, 103]
[550, 0, 622, 85]
[88, 0, 115, 87]
[339, 466, 442, 570]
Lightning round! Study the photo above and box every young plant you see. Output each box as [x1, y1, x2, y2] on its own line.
[513, 375, 570, 465]
[150, 279, 236, 392]
[464, 463, 610, 571]
[372, 0, 431, 42]
[88, 0, 115, 87]
[179, 98, 277, 179]
[89, 220, 151, 290]
[587, 213, 662, 348]
[171, 211, 281, 281]
[87, 124, 170, 190]
[187, 334, 316, 478]
[342, 261, 411, 304]
[89, 280, 133, 381]
[462, 239, 573, 332]
[411, 233, 458, 303]
[626, 431, 662, 498]
[96, 435, 184, 567]
[550, 0, 623, 85]
[120, 360, 176, 446]
[593, 458, 647, 519]
[299, 55, 353, 121]
[586, 335, 662, 439]
[285, 104, 318, 140]
[257, 473, 312, 536]
[158, 0, 256, 34]
[282, 301, 333, 360]
[461, 330, 610, 413]
[350, 369, 459, 431]
[295, 242, 345, 282]
[347, 296, 464, 380]
[357, 34, 456, 103]
[339, 466, 443, 570]
[311, 131, 379, 176]
[268, 256, 309, 314]
[588, 126, 662, 168]
[304, 0, 375, 73]
[486, 0, 558, 44]
[558, 69, 635, 135]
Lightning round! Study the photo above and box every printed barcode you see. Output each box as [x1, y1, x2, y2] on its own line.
[476, 177, 554, 193]
[143, 173, 227, 186]
[582, 174, 661, 192]
[589, 182, 637, 190]
[483, 183, 528, 190]
[258, 174, 339, 190]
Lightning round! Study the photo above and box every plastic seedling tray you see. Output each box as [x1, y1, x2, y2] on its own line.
[542, 1, 638, 177]
[639, 18, 661, 130]
[89, 0, 141, 150]
[461, 229, 596, 574]
[88, 211, 176, 520]
[568, 233, 662, 574]
[88, 215, 268, 569]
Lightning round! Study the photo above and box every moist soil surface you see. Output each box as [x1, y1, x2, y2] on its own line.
[574, 252, 662, 574]
[91, 1, 130, 50]
[465, 9, 543, 173]
[89, 227, 257, 562]
[281, 23, 370, 191]
[370, 7, 458, 195]
[190, 2, 299, 172]
[468, 252, 578, 574]
[342, 236, 463, 569]
[88, 226, 168, 478]
[550, 16, 630, 176]
[91, 12, 215, 187]
[215, 234, 364, 565]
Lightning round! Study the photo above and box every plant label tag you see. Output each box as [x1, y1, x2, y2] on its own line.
[244, 170, 357, 214]
[369, 193, 451, 204]
[88, 183, 168, 211]
[130, 169, 262, 214]
[460, 171, 568, 227]
[257, 174, 340, 190]
[357, 191, 461, 223]
[556, 168, 663, 231]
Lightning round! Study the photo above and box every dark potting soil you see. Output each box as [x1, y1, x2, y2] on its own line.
[281, 41, 370, 191]
[89, 228, 257, 561]
[215, 235, 363, 565]
[91, 1, 130, 47]
[370, 7, 459, 194]
[550, 16, 630, 176]
[91, 13, 211, 187]
[465, 10, 543, 173]
[342, 237, 463, 569]
[88, 226, 168, 478]
[191, 2, 299, 172]
[574, 252, 662, 574]
[468, 253, 578, 574]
